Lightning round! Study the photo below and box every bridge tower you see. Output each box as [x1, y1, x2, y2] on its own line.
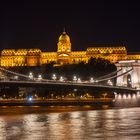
[115, 60, 140, 88]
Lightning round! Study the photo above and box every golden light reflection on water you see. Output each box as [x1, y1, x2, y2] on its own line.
[0, 118, 6, 138]
[23, 114, 45, 139]
[48, 113, 68, 139]
[0, 107, 140, 139]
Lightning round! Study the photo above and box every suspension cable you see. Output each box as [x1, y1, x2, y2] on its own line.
[98, 68, 122, 80]
[0, 67, 30, 79]
[97, 68, 133, 82]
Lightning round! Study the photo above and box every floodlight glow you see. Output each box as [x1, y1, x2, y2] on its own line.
[29, 72, 34, 79]
[77, 78, 81, 83]
[128, 94, 131, 99]
[118, 94, 122, 99]
[132, 94, 136, 99]
[123, 94, 127, 99]
[28, 97, 32, 101]
[38, 74, 42, 81]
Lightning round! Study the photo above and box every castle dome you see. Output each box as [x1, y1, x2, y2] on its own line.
[58, 30, 70, 42]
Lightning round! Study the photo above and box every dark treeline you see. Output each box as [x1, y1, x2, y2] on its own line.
[46, 57, 117, 81]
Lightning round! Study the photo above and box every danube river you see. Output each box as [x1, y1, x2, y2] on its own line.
[0, 106, 140, 140]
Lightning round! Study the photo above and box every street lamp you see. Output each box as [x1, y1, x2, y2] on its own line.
[14, 75, 19, 80]
[29, 72, 34, 80]
[59, 76, 64, 82]
[77, 78, 81, 83]
[38, 74, 42, 81]
[90, 77, 94, 83]
[73, 76, 77, 82]
[52, 74, 57, 80]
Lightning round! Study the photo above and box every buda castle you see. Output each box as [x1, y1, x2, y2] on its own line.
[0, 30, 140, 67]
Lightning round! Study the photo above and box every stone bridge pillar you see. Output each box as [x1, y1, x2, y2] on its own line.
[115, 60, 140, 88]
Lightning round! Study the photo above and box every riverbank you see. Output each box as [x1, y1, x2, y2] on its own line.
[0, 98, 113, 106]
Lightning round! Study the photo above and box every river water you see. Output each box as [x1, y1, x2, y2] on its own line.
[0, 106, 140, 140]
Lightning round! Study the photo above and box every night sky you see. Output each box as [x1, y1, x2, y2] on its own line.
[0, 0, 140, 52]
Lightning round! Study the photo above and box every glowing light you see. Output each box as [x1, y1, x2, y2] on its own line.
[95, 80, 98, 83]
[119, 60, 136, 63]
[123, 94, 127, 99]
[127, 94, 131, 99]
[14, 76, 18, 80]
[38, 74, 42, 81]
[90, 77, 94, 83]
[77, 78, 81, 83]
[73, 76, 77, 82]
[28, 97, 32, 101]
[74, 89, 77, 92]
[58, 53, 69, 57]
[71, 112, 81, 119]
[59, 76, 64, 82]
[132, 94, 136, 99]
[29, 72, 33, 79]
[52, 74, 57, 80]
[118, 94, 122, 99]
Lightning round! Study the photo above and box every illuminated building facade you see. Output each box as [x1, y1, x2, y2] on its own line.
[0, 30, 140, 67]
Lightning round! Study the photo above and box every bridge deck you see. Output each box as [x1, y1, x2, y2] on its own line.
[0, 80, 137, 92]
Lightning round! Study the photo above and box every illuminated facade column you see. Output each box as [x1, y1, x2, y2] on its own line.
[131, 63, 140, 87]
[115, 64, 126, 86]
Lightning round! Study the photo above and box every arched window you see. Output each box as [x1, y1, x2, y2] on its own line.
[127, 74, 132, 87]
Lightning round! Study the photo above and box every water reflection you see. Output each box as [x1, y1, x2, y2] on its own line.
[0, 118, 6, 138]
[0, 107, 140, 139]
[114, 93, 140, 107]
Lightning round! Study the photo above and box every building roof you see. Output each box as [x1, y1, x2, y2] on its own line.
[58, 31, 70, 42]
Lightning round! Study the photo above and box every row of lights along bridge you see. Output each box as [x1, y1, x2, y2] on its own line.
[12, 72, 113, 85]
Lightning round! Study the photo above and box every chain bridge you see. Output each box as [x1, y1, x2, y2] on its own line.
[0, 64, 138, 93]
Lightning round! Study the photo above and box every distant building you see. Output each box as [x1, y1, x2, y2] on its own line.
[0, 30, 140, 67]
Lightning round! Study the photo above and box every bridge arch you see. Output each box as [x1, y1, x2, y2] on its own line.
[127, 74, 132, 87]
[116, 60, 140, 88]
